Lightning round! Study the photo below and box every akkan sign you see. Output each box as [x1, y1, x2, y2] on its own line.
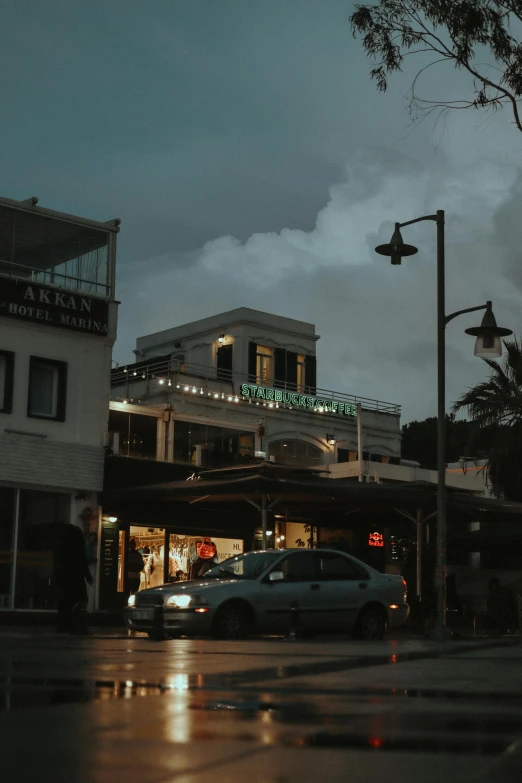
[240, 383, 357, 415]
[0, 278, 109, 336]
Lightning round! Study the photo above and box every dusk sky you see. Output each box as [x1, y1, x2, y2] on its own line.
[3, 0, 521, 422]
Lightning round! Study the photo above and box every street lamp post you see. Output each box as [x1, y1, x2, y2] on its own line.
[376, 210, 512, 641]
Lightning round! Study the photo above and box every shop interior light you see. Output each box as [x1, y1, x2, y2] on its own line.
[266, 531, 273, 536]
[280, 535, 285, 541]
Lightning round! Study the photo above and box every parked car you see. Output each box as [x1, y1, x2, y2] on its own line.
[125, 548, 409, 641]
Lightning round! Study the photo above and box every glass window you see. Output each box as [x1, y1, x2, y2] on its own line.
[108, 410, 159, 459]
[268, 439, 323, 468]
[256, 345, 273, 385]
[318, 552, 369, 581]
[296, 354, 305, 392]
[0, 350, 14, 414]
[173, 421, 254, 468]
[278, 551, 318, 581]
[14, 490, 70, 610]
[28, 357, 67, 420]
[205, 551, 282, 580]
[0, 488, 16, 608]
[0, 354, 6, 410]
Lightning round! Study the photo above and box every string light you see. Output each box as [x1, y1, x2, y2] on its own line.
[184, 386, 189, 392]
[214, 393, 219, 399]
[142, 372, 146, 379]
[176, 383, 180, 389]
[192, 387, 197, 394]
[133, 371, 137, 376]
[168, 379, 172, 387]
[227, 396, 233, 402]
[159, 379, 165, 385]
[234, 396, 239, 403]
[200, 388, 204, 394]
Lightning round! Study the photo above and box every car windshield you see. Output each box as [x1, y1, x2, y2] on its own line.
[204, 551, 283, 580]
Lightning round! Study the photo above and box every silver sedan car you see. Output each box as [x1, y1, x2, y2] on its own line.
[125, 548, 409, 641]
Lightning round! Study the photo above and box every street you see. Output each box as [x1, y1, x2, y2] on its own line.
[1, 630, 522, 782]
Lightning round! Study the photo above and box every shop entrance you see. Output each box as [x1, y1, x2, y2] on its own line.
[108, 524, 245, 609]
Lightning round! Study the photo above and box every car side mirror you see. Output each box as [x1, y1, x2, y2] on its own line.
[269, 571, 284, 583]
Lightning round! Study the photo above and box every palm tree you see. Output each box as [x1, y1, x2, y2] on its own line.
[452, 338, 522, 500]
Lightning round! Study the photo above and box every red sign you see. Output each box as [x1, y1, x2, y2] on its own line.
[368, 531, 384, 548]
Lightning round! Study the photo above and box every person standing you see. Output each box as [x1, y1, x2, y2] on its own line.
[127, 538, 144, 596]
[53, 525, 93, 634]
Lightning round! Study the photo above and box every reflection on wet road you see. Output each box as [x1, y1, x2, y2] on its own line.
[0, 634, 522, 781]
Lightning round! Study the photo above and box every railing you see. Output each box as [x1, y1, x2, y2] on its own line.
[111, 357, 401, 416]
[0, 260, 110, 297]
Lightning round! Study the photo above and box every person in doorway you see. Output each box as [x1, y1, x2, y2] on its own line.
[127, 538, 145, 596]
[53, 525, 93, 634]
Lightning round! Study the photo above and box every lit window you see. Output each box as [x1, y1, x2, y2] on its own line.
[296, 354, 305, 391]
[256, 345, 273, 385]
[28, 357, 67, 421]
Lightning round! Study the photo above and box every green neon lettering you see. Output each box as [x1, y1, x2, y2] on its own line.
[331, 402, 339, 413]
[291, 394, 299, 405]
[282, 392, 292, 404]
[351, 405, 357, 416]
[306, 397, 314, 408]
[296, 395, 305, 407]
[275, 390, 283, 402]
[338, 403, 345, 414]
[241, 384, 249, 396]
[257, 387, 265, 399]
[266, 388, 275, 401]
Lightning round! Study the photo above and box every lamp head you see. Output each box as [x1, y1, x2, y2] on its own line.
[465, 302, 512, 359]
[375, 224, 418, 265]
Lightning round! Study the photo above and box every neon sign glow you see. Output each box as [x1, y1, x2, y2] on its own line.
[368, 532, 384, 548]
[240, 384, 357, 415]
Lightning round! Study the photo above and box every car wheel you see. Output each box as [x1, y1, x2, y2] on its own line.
[354, 606, 386, 640]
[213, 604, 251, 640]
[148, 630, 167, 641]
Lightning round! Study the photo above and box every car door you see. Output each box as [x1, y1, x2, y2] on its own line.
[254, 551, 322, 635]
[314, 551, 371, 631]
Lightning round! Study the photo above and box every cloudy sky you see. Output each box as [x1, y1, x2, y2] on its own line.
[2, 0, 521, 423]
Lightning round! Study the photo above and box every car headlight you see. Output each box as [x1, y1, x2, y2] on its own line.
[165, 594, 208, 608]
[128, 595, 136, 607]
[166, 594, 193, 608]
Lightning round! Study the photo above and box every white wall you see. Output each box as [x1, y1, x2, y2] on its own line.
[0, 311, 115, 491]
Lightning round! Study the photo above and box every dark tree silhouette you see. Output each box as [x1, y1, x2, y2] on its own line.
[351, 1, 522, 132]
[452, 338, 522, 499]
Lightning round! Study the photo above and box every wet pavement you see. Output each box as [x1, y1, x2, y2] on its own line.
[1, 629, 522, 781]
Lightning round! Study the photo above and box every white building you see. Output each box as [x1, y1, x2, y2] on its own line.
[0, 195, 119, 612]
[110, 307, 402, 471]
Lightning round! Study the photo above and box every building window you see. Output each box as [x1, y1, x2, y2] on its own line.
[256, 345, 273, 385]
[27, 357, 67, 421]
[296, 354, 305, 392]
[108, 410, 159, 459]
[0, 350, 14, 414]
[173, 421, 255, 468]
[269, 439, 324, 468]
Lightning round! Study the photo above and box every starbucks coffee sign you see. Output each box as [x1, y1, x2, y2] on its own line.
[0, 278, 109, 336]
[240, 383, 357, 415]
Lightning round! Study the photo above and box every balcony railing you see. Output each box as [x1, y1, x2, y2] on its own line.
[111, 357, 401, 416]
[0, 260, 110, 297]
